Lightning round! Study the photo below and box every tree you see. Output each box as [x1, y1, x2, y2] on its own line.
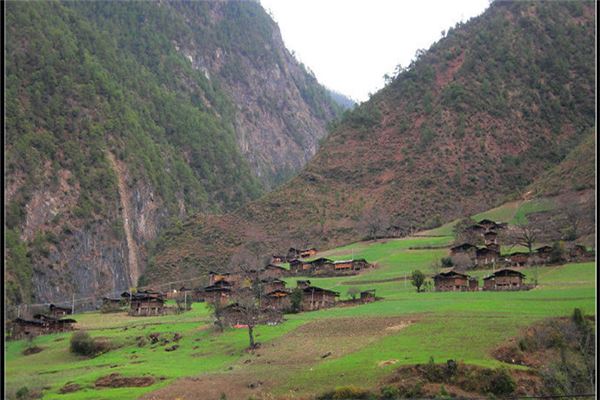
[358, 208, 390, 240]
[512, 223, 538, 254]
[347, 287, 360, 300]
[223, 246, 282, 349]
[411, 270, 426, 293]
[289, 287, 303, 313]
[206, 298, 226, 332]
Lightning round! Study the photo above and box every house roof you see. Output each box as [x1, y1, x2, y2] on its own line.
[310, 257, 333, 263]
[450, 243, 478, 252]
[434, 269, 470, 279]
[483, 268, 526, 279]
[265, 289, 291, 297]
[49, 304, 71, 311]
[302, 286, 340, 296]
[476, 247, 499, 256]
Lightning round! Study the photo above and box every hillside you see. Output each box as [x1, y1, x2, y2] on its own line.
[146, 0, 596, 284]
[4, 1, 341, 309]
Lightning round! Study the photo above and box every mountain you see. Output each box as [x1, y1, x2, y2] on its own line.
[4, 0, 341, 309]
[327, 89, 357, 110]
[146, 0, 596, 284]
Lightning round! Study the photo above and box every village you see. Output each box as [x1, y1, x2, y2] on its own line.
[8, 220, 593, 340]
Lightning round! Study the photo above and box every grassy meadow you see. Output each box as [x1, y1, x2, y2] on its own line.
[5, 202, 596, 399]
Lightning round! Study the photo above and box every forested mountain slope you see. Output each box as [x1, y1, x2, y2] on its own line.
[4, 0, 341, 309]
[146, 1, 595, 284]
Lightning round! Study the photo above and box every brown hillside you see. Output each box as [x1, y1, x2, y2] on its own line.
[145, 1, 596, 284]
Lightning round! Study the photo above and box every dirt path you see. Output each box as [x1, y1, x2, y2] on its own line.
[106, 151, 140, 286]
[141, 316, 417, 400]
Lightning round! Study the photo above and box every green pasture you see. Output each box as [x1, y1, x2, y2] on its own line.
[5, 228, 595, 399]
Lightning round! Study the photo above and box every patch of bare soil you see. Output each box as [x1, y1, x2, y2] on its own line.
[59, 383, 82, 394]
[95, 373, 155, 388]
[22, 346, 44, 355]
[141, 316, 418, 400]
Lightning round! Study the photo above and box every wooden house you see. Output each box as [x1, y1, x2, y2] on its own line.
[296, 280, 311, 289]
[360, 289, 376, 303]
[101, 297, 124, 313]
[127, 291, 166, 316]
[262, 289, 291, 311]
[475, 247, 500, 266]
[568, 244, 590, 260]
[477, 219, 502, 231]
[535, 245, 553, 262]
[261, 278, 287, 293]
[433, 269, 472, 291]
[289, 259, 311, 274]
[300, 286, 339, 311]
[299, 248, 318, 258]
[202, 280, 233, 305]
[287, 247, 301, 261]
[10, 316, 76, 340]
[464, 224, 486, 234]
[450, 243, 478, 257]
[484, 231, 498, 245]
[506, 252, 531, 267]
[483, 269, 526, 291]
[262, 264, 288, 279]
[49, 304, 72, 318]
[208, 271, 231, 286]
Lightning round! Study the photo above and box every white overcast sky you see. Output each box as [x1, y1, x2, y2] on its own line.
[260, 0, 490, 102]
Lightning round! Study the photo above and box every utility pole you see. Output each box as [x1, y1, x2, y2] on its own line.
[184, 290, 188, 311]
[71, 293, 75, 315]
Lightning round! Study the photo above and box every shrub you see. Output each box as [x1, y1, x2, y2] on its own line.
[316, 386, 374, 400]
[487, 368, 516, 396]
[70, 331, 109, 357]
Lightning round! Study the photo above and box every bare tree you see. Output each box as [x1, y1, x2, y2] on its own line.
[206, 298, 226, 332]
[451, 253, 475, 271]
[223, 246, 281, 349]
[358, 208, 390, 240]
[515, 224, 538, 254]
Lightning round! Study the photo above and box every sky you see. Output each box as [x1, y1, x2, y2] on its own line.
[260, 0, 490, 103]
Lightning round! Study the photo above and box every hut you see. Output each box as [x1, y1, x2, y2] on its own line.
[506, 252, 531, 267]
[433, 269, 471, 291]
[289, 259, 311, 274]
[484, 231, 498, 246]
[101, 297, 124, 313]
[483, 269, 526, 291]
[535, 245, 553, 262]
[477, 219, 502, 231]
[208, 271, 231, 286]
[360, 289, 376, 303]
[202, 280, 233, 305]
[301, 285, 339, 311]
[299, 248, 318, 258]
[464, 224, 486, 235]
[127, 291, 165, 316]
[262, 289, 291, 311]
[475, 247, 500, 266]
[287, 248, 301, 261]
[568, 244, 590, 261]
[450, 243, 478, 257]
[49, 304, 72, 318]
[262, 264, 288, 279]
[261, 278, 287, 293]
[10, 316, 76, 339]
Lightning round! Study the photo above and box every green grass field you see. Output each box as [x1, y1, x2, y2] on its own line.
[5, 199, 594, 399]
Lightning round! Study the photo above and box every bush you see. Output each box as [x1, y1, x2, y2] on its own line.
[486, 368, 516, 396]
[316, 386, 374, 400]
[70, 331, 109, 357]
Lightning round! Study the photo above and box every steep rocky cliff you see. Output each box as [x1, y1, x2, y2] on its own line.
[4, 0, 341, 311]
[146, 0, 595, 284]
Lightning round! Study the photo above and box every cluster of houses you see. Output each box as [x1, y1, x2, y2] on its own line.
[9, 304, 76, 340]
[450, 219, 593, 268]
[288, 257, 373, 276]
[433, 267, 532, 292]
